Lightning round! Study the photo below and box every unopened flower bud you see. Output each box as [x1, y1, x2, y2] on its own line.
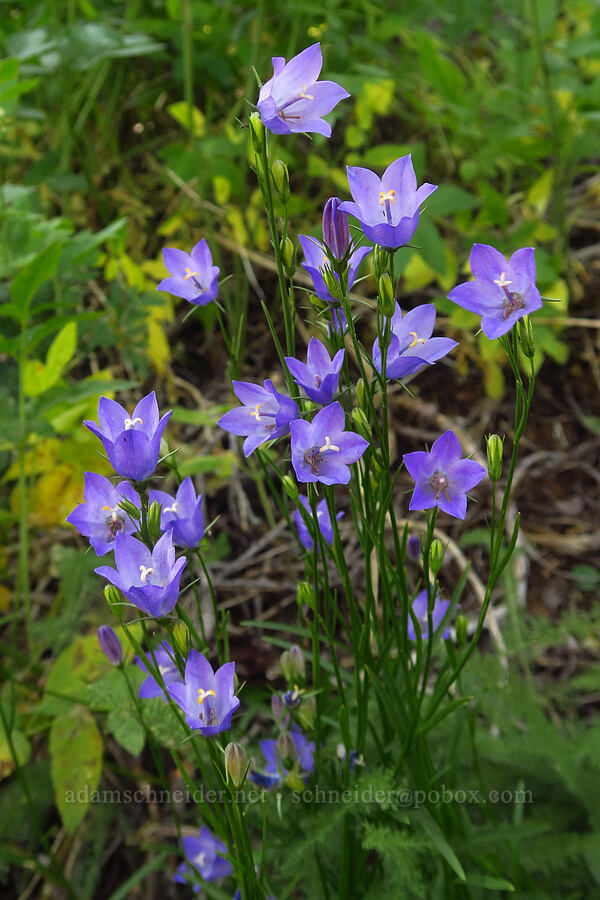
[97, 625, 123, 666]
[429, 539, 445, 575]
[296, 695, 315, 731]
[455, 614, 469, 648]
[282, 474, 299, 504]
[355, 378, 367, 412]
[486, 434, 504, 483]
[373, 246, 388, 280]
[322, 197, 350, 261]
[271, 694, 291, 730]
[351, 407, 371, 442]
[224, 742, 248, 787]
[378, 273, 395, 318]
[104, 584, 123, 617]
[280, 644, 304, 681]
[407, 534, 421, 561]
[285, 772, 305, 792]
[249, 111, 263, 150]
[147, 500, 163, 542]
[119, 498, 140, 521]
[280, 236, 296, 277]
[517, 317, 535, 358]
[172, 621, 190, 657]
[271, 159, 290, 203]
[277, 731, 296, 764]
[297, 580, 315, 613]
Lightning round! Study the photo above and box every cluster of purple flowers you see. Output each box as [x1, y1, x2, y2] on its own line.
[65, 41, 545, 900]
[67, 394, 241, 739]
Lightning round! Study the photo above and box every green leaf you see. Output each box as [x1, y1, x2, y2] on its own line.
[167, 101, 206, 137]
[45, 321, 77, 374]
[50, 706, 102, 834]
[410, 807, 465, 881]
[462, 873, 515, 891]
[412, 217, 446, 276]
[0, 729, 31, 781]
[427, 185, 480, 217]
[106, 707, 145, 757]
[9, 243, 62, 317]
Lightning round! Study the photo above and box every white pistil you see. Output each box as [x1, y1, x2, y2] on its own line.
[408, 331, 427, 349]
[250, 403, 263, 422]
[193, 851, 206, 868]
[319, 435, 340, 453]
[139, 565, 154, 583]
[101, 504, 120, 522]
[164, 501, 179, 514]
[493, 272, 512, 289]
[124, 417, 143, 430]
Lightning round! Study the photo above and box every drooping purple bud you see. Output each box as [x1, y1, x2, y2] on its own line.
[271, 693, 290, 730]
[407, 534, 421, 561]
[323, 197, 350, 260]
[97, 625, 123, 665]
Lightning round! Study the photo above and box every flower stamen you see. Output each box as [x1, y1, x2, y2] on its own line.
[379, 189, 396, 224]
[250, 403, 263, 422]
[197, 688, 216, 704]
[101, 504, 120, 522]
[429, 472, 451, 502]
[164, 501, 179, 514]
[124, 417, 143, 430]
[184, 267, 201, 281]
[408, 331, 427, 349]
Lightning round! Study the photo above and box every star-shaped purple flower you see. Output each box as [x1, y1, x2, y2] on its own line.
[407, 589, 451, 641]
[298, 234, 370, 305]
[84, 392, 171, 483]
[95, 531, 187, 617]
[257, 42, 349, 137]
[148, 476, 204, 549]
[174, 827, 232, 893]
[339, 155, 437, 249]
[285, 337, 344, 405]
[167, 649, 240, 736]
[66, 472, 140, 556]
[217, 379, 299, 457]
[136, 641, 183, 700]
[248, 726, 315, 789]
[448, 244, 542, 339]
[372, 303, 458, 379]
[293, 495, 344, 551]
[403, 430, 486, 520]
[290, 402, 368, 485]
[157, 239, 219, 306]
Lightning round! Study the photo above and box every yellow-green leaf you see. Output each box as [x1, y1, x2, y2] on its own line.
[50, 706, 102, 834]
[167, 101, 206, 138]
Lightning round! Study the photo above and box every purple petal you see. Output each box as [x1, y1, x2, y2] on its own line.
[346, 166, 382, 222]
[133, 392, 159, 435]
[97, 396, 128, 440]
[409, 483, 437, 511]
[382, 155, 417, 195]
[402, 450, 431, 483]
[469, 243, 508, 282]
